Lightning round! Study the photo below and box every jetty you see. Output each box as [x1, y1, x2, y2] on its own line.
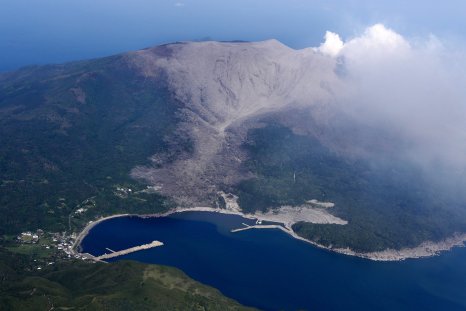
[231, 224, 289, 233]
[95, 240, 164, 260]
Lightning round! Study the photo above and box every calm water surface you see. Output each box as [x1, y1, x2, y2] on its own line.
[81, 212, 466, 311]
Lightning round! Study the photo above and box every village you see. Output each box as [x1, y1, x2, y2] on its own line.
[7, 185, 145, 272]
[13, 228, 91, 272]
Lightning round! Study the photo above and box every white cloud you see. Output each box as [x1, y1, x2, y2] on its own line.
[317, 31, 343, 57]
[323, 24, 466, 169]
[341, 24, 410, 65]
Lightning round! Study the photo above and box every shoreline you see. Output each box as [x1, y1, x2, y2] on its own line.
[73, 207, 466, 262]
[72, 213, 130, 254]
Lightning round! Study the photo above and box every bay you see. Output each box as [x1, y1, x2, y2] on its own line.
[81, 211, 466, 311]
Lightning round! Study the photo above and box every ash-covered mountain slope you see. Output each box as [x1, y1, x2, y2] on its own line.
[1, 40, 466, 252]
[129, 40, 340, 205]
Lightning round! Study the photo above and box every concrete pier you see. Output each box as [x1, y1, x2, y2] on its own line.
[231, 224, 289, 233]
[95, 240, 164, 260]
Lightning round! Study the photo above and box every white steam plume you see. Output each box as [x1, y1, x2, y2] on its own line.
[322, 24, 466, 170]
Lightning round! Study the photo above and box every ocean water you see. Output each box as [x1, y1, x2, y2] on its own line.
[81, 212, 466, 311]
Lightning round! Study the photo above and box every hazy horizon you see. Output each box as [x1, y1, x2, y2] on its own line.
[2, 0, 466, 72]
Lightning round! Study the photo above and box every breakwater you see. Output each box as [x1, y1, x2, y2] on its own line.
[95, 240, 164, 260]
[231, 224, 289, 233]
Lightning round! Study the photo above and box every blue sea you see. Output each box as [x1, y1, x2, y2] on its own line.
[81, 211, 466, 311]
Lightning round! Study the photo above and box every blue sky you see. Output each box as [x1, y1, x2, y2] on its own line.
[1, 0, 466, 72]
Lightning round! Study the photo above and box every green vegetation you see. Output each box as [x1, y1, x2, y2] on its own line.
[0, 52, 254, 311]
[0, 249, 254, 311]
[235, 124, 466, 252]
[0, 56, 188, 235]
[7, 243, 54, 258]
[0, 57, 254, 311]
[1, 46, 466, 310]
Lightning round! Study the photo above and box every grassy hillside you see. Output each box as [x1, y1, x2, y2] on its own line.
[0, 249, 255, 311]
